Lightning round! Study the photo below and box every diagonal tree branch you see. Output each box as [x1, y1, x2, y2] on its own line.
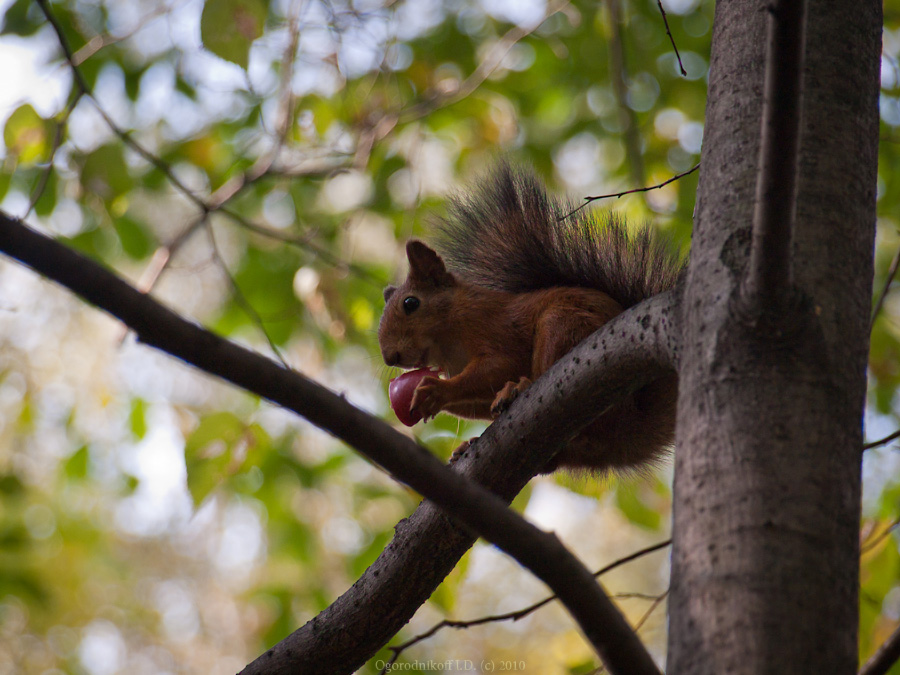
[246, 292, 678, 671]
[0, 211, 676, 675]
[860, 622, 900, 675]
[870, 242, 900, 329]
[245, 290, 678, 673]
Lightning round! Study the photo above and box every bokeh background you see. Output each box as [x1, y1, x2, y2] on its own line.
[0, 0, 897, 672]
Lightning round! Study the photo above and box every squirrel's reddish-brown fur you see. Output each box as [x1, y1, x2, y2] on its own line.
[378, 164, 682, 472]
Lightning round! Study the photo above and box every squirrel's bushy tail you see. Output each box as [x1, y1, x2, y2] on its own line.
[435, 163, 684, 308]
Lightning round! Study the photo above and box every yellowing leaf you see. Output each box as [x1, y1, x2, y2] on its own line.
[200, 0, 268, 69]
[3, 104, 50, 164]
[182, 134, 228, 174]
[615, 481, 663, 531]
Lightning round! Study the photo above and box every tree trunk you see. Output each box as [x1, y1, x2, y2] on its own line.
[667, 0, 881, 673]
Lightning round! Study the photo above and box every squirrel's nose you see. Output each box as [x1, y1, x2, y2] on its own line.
[383, 351, 400, 366]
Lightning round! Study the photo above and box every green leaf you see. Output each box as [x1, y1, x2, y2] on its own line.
[0, 568, 48, 604]
[185, 412, 245, 456]
[114, 217, 154, 260]
[32, 169, 58, 217]
[615, 482, 662, 531]
[185, 413, 245, 505]
[64, 446, 89, 481]
[1, 0, 42, 36]
[0, 474, 24, 497]
[212, 245, 303, 344]
[200, 0, 268, 69]
[0, 524, 29, 549]
[0, 169, 11, 202]
[3, 105, 51, 164]
[129, 399, 148, 439]
[78, 144, 133, 203]
[861, 532, 900, 602]
[122, 475, 140, 494]
[186, 445, 231, 507]
[65, 225, 118, 260]
[184, 412, 270, 506]
[179, 133, 231, 184]
[17, 396, 34, 433]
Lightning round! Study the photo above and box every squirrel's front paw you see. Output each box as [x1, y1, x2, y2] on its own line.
[410, 376, 446, 420]
[490, 376, 532, 418]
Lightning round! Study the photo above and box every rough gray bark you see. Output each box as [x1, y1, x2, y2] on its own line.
[667, 0, 880, 673]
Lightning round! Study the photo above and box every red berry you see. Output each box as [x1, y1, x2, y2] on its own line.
[388, 368, 435, 426]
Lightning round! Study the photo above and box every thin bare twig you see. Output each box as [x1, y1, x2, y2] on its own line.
[274, 0, 303, 147]
[587, 589, 669, 675]
[36, 0, 371, 291]
[382, 539, 671, 670]
[863, 429, 900, 452]
[130, 155, 349, 299]
[561, 163, 700, 220]
[656, 0, 687, 76]
[861, 517, 900, 555]
[204, 221, 291, 368]
[871, 243, 900, 330]
[38, 0, 205, 208]
[632, 588, 668, 633]
[613, 592, 667, 601]
[220, 206, 381, 283]
[71, 3, 172, 65]
[24, 91, 83, 219]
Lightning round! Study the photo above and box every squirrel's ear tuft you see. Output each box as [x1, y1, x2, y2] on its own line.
[406, 240, 454, 287]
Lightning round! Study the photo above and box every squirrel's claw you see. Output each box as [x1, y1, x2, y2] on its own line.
[490, 376, 533, 418]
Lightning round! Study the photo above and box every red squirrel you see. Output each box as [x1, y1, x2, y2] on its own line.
[378, 164, 682, 472]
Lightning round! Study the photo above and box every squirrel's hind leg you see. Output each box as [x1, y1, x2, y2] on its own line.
[521, 296, 676, 474]
[550, 373, 678, 473]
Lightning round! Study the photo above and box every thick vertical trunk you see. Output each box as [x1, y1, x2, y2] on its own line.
[667, 1, 880, 673]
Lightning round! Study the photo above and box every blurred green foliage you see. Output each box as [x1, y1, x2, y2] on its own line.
[0, 0, 897, 672]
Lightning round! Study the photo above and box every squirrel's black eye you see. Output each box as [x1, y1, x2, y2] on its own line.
[402, 296, 420, 314]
